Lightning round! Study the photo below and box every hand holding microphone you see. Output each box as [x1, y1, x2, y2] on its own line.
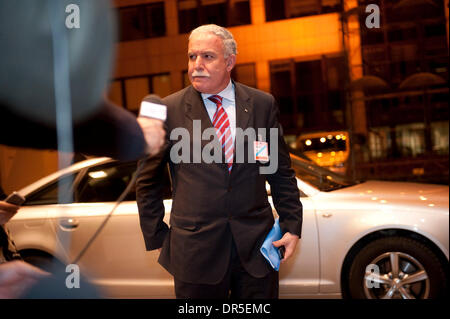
[138, 95, 167, 157]
[0, 201, 19, 225]
[0, 191, 23, 225]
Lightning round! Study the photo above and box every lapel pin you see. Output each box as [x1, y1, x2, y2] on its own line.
[244, 108, 248, 113]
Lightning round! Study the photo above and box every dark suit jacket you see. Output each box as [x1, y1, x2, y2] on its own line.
[136, 82, 302, 284]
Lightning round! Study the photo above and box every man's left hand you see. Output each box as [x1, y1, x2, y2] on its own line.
[272, 232, 299, 264]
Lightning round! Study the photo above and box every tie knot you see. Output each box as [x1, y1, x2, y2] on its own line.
[208, 95, 223, 106]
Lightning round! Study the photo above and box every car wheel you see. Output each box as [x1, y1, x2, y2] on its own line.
[347, 236, 447, 299]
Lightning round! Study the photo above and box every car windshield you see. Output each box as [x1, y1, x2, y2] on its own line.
[290, 154, 359, 192]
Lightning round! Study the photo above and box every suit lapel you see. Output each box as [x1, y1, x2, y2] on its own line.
[185, 86, 213, 129]
[184, 82, 252, 133]
[231, 82, 253, 176]
[182, 83, 253, 173]
[184, 86, 227, 169]
[234, 81, 252, 132]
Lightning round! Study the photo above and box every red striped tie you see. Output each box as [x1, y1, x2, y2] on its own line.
[208, 95, 233, 173]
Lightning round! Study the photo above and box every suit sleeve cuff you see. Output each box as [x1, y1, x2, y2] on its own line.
[279, 219, 302, 238]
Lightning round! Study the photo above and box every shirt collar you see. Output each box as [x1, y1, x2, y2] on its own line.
[201, 80, 235, 103]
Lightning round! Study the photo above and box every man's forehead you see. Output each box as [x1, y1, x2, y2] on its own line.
[188, 33, 224, 51]
[187, 48, 219, 54]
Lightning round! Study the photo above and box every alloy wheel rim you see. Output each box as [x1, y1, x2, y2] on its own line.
[363, 251, 430, 299]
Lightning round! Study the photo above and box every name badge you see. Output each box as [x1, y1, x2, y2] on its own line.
[254, 141, 269, 162]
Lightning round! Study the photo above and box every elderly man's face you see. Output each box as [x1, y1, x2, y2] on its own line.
[188, 32, 235, 94]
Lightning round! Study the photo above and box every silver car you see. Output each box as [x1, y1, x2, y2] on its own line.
[7, 155, 449, 298]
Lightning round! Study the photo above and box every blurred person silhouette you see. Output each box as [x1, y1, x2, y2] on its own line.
[0, 0, 165, 298]
[0, 0, 164, 160]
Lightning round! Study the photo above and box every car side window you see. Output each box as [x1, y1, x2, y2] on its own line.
[24, 173, 77, 205]
[77, 161, 172, 203]
[77, 162, 136, 203]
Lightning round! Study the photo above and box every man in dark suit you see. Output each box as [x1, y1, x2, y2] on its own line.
[136, 24, 302, 299]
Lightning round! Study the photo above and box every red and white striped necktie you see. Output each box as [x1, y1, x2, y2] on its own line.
[208, 95, 233, 173]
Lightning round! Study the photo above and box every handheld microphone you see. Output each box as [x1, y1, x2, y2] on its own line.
[139, 94, 167, 121]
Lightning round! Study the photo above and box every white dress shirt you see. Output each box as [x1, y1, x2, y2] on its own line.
[201, 80, 236, 144]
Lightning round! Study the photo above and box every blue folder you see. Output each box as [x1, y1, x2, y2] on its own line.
[260, 218, 282, 271]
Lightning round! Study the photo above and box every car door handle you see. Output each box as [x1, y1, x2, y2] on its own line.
[59, 218, 79, 230]
[322, 213, 333, 218]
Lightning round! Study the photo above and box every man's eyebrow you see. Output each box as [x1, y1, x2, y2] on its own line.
[188, 50, 216, 55]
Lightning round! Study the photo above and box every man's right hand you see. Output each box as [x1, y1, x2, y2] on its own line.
[0, 201, 19, 225]
[137, 117, 166, 157]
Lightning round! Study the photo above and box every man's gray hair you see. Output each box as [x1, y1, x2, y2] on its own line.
[189, 24, 237, 58]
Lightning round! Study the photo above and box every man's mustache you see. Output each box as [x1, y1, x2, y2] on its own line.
[191, 71, 210, 78]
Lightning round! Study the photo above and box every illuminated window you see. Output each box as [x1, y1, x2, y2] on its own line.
[431, 121, 449, 155]
[118, 2, 166, 42]
[358, 0, 448, 86]
[182, 70, 190, 88]
[152, 74, 172, 98]
[368, 127, 391, 160]
[112, 74, 172, 113]
[107, 80, 124, 107]
[178, 0, 251, 34]
[125, 78, 150, 112]
[269, 56, 347, 133]
[231, 63, 257, 88]
[265, 0, 341, 22]
[395, 123, 426, 157]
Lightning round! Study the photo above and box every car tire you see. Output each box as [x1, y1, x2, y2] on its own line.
[347, 236, 448, 299]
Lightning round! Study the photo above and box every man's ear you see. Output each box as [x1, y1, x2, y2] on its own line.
[226, 54, 236, 72]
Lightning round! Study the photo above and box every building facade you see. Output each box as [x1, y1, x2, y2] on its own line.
[1, 0, 448, 192]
